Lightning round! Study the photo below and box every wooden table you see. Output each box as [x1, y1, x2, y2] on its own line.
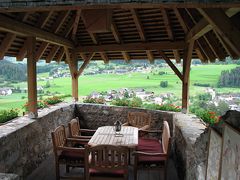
[88, 126, 138, 148]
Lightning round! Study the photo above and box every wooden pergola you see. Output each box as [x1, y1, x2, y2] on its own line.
[0, 1, 240, 117]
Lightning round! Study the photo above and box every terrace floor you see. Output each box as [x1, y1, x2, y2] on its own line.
[26, 154, 179, 180]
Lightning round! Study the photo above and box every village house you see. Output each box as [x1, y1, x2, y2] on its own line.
[0, 88, 12, 96]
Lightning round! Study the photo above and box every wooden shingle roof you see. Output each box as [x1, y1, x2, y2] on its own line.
[0, 1, 240, 63]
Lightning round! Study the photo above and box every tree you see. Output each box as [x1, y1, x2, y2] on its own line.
[160, 81, 168, 88]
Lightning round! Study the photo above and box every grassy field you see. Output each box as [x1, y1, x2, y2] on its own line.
[0, 64, 239, 112]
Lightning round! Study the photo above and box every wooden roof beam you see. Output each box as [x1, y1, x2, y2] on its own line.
[158, 50, 183, 81]
[100, 52, 109, 64]
[16, 40, 27, 61]
[173, 8, 188, 34]
[76, 41, 185, 53]
[187, 8, 240, 42]
[173, 50, 181, 63]
[51, 11, 70, 33]
[131, 9, 146, 41]
[56, 47, 65, 63]
[35, 42, 49, 61]
[198, 8, 240, 57]
[37, 11, 53, 28]
[46, 45, 60, 63]
[0, 33, 16, 60]
[72, 10, 81, 41]
[122, 52, 130, 63]
[146, 50, 154, 64]
[0, 14, 74, 48]
[162, 9, 174, 40]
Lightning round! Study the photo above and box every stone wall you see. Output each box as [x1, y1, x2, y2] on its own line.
[0, 103, 212, 180]
[75, 103, 175, 133]
[172, 113, 208, 180]
[0, 103, 75, 179]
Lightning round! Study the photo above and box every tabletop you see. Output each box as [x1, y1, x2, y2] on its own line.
[88, 126, 138, 148]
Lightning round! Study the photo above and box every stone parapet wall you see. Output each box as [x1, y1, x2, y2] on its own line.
[75, 103, 175, 133]
[0, 103, 75, 179]
[0, 103, 210, 180]
[172, 113, 208, 180]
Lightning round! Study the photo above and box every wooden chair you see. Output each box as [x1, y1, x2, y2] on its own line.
[133, 121, 171, 180]
[85, 145, 129, 180]
[123, 112, 151, 131]
[68, 117, 96, 140]
[51, 125, 87, 180]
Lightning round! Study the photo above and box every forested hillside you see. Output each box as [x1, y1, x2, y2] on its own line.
[0, 60, 26, 82]
[218, 67, 240, 87]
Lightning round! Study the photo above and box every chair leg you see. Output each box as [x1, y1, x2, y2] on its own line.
[55, 161, 60, 180]
[134, 166, 137, 180]
[66, 165, 70, 173]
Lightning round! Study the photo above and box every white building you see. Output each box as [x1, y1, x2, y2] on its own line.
[0, 88, 12, 96]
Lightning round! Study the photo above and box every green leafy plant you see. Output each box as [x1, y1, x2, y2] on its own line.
[23, 100, 48, 112]
[44, 96, 63, 105]
[111, 98, 130, 106]
[194, 110, 219, 125]
[83, 96, 105, 104]
[142, 103, 181, 112]
[128, 97, 142, 107]
[0, 109, 18, 124]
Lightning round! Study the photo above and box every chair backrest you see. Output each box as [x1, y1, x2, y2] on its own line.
[51, 125, 67, 155]
[85, 145, 129, 173]
[127, 112, 151, 128]
[162, 121, 170, 154]
[68, 117, 80, 137]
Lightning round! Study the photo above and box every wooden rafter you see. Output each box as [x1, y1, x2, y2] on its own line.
[51, 11, 70, 33]
[158, 50, 183, 81]
[35, 42, 49, 61]
[100, 52, 109, 64]
[72, 10, 81, 40]
[0, 33, 16, 60]
[111, 19, 131, 63]
[46, 45, 60, 63]
[111, 22, 121, 43]
[173, 50, 181, 63]
[198, 8, 240, 57]
[16, 40, 27, 61]
[0, 14, 74, 48]
[122, 51, 130, 63]
[37, 11, 53, 28]
[56, 47, 65, 63]
[173, 8, 188, 34]
[76, 41, 185, 53]
[146, 50, 154, 64]
[78, 52, 95, 76]
[214, 29, 238, 59]
[187, 8, 240, 42]
[177, 8, 207, 61]
[131, 9, 146, 41]
[162, 9, 174, 40]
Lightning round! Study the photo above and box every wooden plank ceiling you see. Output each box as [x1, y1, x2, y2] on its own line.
[0, 6, 239, 63]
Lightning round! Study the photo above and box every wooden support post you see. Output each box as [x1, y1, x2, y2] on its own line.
[64, 47, 79, 102]
[27, 36, 38, 118]
[182, 40, 194, 113]
[71, 51, 78, 102]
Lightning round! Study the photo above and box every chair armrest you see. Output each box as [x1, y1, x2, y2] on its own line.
[66, 138, 89, 143]
[139, 125, 150, 131]
[122, 122, 129, 126]
[132, 151, 167, 157]
[58, 146, 85, 153]
[79, 129, 96, 133]
[72, 135, 92, 139]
